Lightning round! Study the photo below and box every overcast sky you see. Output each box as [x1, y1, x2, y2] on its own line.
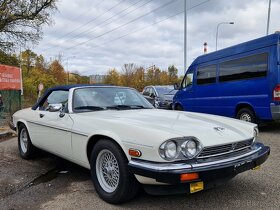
[34, 0, 280, 76]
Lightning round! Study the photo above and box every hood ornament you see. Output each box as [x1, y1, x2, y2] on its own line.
[213, 127, 225, 131]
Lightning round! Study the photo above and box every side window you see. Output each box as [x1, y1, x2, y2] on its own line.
[182, 70, 194, 88]
[143, 87, 150, 96]
[41, 90, 69, 111]
[150, 88, 156, 97]
[197, 65, 217, 85]
[219, 53, 268, 82]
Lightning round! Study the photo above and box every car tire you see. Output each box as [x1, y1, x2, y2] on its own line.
[18, 124, 37, 159]
[236, 108, 257, 123]
[90, 139, 140, 204]
[175, 104, 184, 111]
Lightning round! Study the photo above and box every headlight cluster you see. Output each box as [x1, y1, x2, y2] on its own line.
[253, 127, 259, 141]
[159, 137, 203, 161]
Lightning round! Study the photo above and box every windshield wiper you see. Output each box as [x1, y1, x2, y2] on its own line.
[106, 105, 151, 110]
[74, 106, 106, 111]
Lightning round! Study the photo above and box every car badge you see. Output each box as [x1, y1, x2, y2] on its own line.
[213, 127, 225, 131]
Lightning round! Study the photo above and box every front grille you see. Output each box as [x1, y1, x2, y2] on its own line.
[198, 138, 253, 159]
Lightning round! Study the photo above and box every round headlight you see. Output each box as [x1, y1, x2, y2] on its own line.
[181, 140, 198, 159]
[164, 141, 177, 159]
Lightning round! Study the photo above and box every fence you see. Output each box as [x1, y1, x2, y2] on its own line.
[0, 90, 21, 126]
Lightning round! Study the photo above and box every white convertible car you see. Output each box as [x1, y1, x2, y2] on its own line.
[10, 85, 270, 204]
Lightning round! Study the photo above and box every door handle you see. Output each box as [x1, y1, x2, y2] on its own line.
[39, 113, 45, 118]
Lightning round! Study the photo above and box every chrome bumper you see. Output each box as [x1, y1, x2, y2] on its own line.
[271, 104, 280, 120]
[128, 142, 270, 184]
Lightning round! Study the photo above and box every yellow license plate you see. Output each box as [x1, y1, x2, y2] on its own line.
[252, 165, 261, 170]
[190, 181, 204, 193]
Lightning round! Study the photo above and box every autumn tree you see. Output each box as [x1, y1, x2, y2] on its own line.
[133, 66, 145, 91]
[168, 65, 178, 83]
[104, 69, 120, 85]
[0, 50, 19, 66]
[0, 0, 57, 51]
[49, 60, 67, 84]
[120, 63, 136, 86]
[21, 50, 37, 76]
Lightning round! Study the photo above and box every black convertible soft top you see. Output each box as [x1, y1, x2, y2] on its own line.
[31, 84, 109, 110]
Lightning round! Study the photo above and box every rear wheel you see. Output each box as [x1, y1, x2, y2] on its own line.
[90, 139, 139, 204]
[236, 108, 257, 123]
[18, 124, 37, 159]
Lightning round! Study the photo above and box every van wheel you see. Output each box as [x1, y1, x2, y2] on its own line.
[90, 139, 140, 204]
[175, 104, 183, 111]
[236, 108, 256, 123]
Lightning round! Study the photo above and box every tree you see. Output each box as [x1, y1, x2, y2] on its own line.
[0, 0, 57, 50]
[49, 60, 67, 84]
[104, 69, 120, 85]
[0, 50, 19, 66]
[168, 65, 178, 83]
[121, 63, 136, 86]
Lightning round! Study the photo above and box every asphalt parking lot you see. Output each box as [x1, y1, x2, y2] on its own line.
[0, 123, 279, 210]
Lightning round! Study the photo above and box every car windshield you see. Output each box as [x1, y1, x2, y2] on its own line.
[73, 87, 154, 112]
[155, 86, 176, 95]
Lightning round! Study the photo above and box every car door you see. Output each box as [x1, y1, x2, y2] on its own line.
[176, 69, 196, 111]
[28, 90, 74, 158]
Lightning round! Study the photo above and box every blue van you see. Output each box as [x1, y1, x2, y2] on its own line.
[173, 33, 280, 123]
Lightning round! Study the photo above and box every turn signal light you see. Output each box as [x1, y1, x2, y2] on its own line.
[129, 149, 142, 157]
[180, 173, 199, 182]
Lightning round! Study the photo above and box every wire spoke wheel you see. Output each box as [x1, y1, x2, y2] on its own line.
[96, 149, 120, 193]
[20, 128, 28, 153]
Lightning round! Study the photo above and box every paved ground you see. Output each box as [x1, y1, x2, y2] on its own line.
[0, 123, 279, 210]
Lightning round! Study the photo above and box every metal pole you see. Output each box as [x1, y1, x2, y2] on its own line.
[184, 0, 187, 74]
[266, 0, 271, 35]
[216, 22, 234, 51]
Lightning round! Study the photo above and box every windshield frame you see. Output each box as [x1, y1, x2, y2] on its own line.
[69, 86, 154, 113]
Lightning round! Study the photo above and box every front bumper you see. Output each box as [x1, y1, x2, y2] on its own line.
[270, 104, 280, 120]
[128, 142, 270, 185]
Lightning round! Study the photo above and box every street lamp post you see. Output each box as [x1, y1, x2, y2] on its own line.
[215, 22, 234, 51]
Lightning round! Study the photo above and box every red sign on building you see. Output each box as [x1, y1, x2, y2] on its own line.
[0, 64, 22, 90]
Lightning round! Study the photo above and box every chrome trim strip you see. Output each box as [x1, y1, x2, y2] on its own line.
[27, 120, 88, 137]
[27, 120, 69, 132]
[122, 141, 153, 148]
[71, 130, 88, 137]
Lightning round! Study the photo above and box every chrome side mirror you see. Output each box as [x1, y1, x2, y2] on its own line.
[47, 103, 63, 112]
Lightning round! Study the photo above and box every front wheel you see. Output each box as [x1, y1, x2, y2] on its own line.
[90, 139, 139, 204]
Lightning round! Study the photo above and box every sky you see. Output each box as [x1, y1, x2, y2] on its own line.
[33, 0, 280, 76]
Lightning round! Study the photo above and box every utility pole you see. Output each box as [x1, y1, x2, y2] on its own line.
[266, 0, 271, 35]
[184, 0, 187, 74]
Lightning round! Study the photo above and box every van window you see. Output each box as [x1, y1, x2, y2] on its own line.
[182, 70, 193, 88]
[219, 53, 268, 82]
[197, 65, 216, 85]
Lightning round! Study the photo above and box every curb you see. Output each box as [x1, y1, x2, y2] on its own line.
[0, 130, 16, 139]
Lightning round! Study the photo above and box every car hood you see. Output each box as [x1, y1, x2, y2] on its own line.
[76, 109, 255, 147]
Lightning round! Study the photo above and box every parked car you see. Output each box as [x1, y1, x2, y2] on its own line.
[10, 84, 270, 204]
[173, 32, 280, 123]
[142, 85, 177, 109]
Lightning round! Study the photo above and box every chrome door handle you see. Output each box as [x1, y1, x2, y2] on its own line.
[39, 113, 45, 118]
